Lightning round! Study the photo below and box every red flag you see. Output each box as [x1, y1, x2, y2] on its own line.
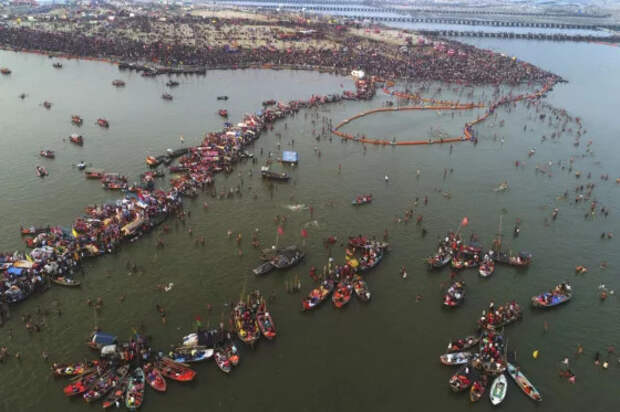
[461, 217, 469, 227]
[277, 226, 284, 236]
[301, 228, 308, 238]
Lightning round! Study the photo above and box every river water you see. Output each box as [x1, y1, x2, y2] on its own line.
[1, 35, 620, 412]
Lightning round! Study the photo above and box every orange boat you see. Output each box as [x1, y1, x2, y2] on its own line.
[332, 278, 353, 308]
[146, 156, 160, 167]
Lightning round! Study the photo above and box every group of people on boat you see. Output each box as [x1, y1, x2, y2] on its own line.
[478, 301, 522, 330]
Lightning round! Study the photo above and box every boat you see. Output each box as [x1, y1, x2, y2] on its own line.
[262, 99, 276, 106]
[52, 360, 99, 377]
[144, 363, 167, 392]
[76, 161, 86, 170]
[426, 253, 451, 269]
[531, 282, 572, 308]
[271, 246, 304, 270]
[69, 134, 83, 146]
[40, 150, 55, 159]
[356, 245, 384, 272]
[352, 274, 371, 302]
[302, 278, 335, 311]
[102, 377, 128, 409]
[84, 168, 105, 179]
[491, 250, 532, 267]
[112, 79, 125, 87]
[83, 365, 128, 403]
[443, 281, 465, 308]
[52, 62, 62, 69]
[63, 371, 99, 396]
[440, 351, 472, 366]
[87, 331, 118, 350]
[256, 301, 276, 339]
[35, 166, 48, 177]
[449, 364, 474, 392]
[252, 261, 274, 276]
[125, 367, 145, 410]
[162, 93, 173, 101]
[332, 279, 353, 308]
[51, 276, 81, 287]
[479, 259, 495, 277]
[218, 109, 228, 117]
[1, 67, 11, 75]
[233, 301, 260, 346]
[156, 358, 196, 382]
[447, 335, 480, 353]
[352, 194, 372, 206]
[42, 101, 52, 109]
[97, 118, 110, 128]
[261, 166, 290, 181]
[20, 226, 50, 236]
[71, 115, 83, 126]
[470, 376, 487, 402]
[145, 156, 160, 167]
[506, 362, 542, 402]
[489, 374, 507, 406]
[170, 347, 214, 363]
[217, 95, 228, 100]
[166, 80, 179, 87]
[214, 348, 232, 373]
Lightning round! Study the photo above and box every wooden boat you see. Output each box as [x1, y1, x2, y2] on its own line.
[146, 156, 160, 167]
[43, 101, 52, 109]
[440, 351, 472, 366]
[35, 165, 48, 178]
[1, 67, 11, 75]
[261, 166, 290, 181]
[52, 62, 62, 69]
[443, 281, 465, 308]
[479, 260, 495, 277]
[233, 302, 260, 345]
[156, 358, 196, 382]
[449, 364, 473, 392]
[217, 95, 228, 100]
[166, 80, 179, 87]
[83, 366, 128, 403]
[97, 118, 109, 128]
[112, 79, 125, 87]
[352, 274, 371, 302]
[302, 278, 335, 311]
[218, 109, 228, 117]
[69, 134, 83, 146]
[51, 276, 81, 287]
[144, 363, 167, 392]
[447, 335, 480, 353]
[427, 253, 451, 269]
[352, 194, 372, 206]
[531, 283, 572, 308]
[253, 261, 274, 276]
[357, 247, 384, 272]
[256, 302, 277, 340]
[170, 347, 214, 363]
[162, 93, 173, 101]
[40, 150, 55, 159]
[332, 279, 353, 308]
[271, 247, 304, 270]
[262, 99, 276, 106]
[470, 375, 487, 402]
[102, 377, 128, 409]
[84, 168, 104, 179]
[492, 251, 532, 267]
[71, 115, 83, 126]
[52, 360, 98, 377]
[63, 371, 99, 396]
[489, 374, 507, 406]
[506, 362, 542, 402]
[125, 367, 145, 410]
[20, 226, 50, 236]
[214, 348, 232, 373]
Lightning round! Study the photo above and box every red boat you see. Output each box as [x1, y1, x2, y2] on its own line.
[218, 109, 228, 118]
[156, 358, 196, 382]
[144, 363, 167, 392]
[97, 118, 109, 128]
[256, 301, 277, 340]
[40, 150, 55, 159]
[332, 279, 353, 308]
[71, 115, 83, 126]
[63, 372, 98, 396]
[84, 168, 104, 179]
[69, 134, 83, 146]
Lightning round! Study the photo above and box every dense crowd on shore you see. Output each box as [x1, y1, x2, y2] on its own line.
[0, 13, 560, 85]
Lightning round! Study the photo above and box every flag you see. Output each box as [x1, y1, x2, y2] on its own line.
[461, 217, 469, 227]
[72, 228, 79, 238]
[277, 226, 284, 236]
[301, 228, 308, 238]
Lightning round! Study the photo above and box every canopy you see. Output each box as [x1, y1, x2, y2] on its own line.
[282, 151, 299, 163]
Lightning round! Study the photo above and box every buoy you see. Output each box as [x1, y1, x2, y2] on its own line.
[532, 350, 539, 359]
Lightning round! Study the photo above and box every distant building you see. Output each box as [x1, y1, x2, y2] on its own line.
[10, 0, 38, 6]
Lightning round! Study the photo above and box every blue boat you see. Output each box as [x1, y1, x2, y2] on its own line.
[88, 332, 118, 350]
[531, 282, 572, 308]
